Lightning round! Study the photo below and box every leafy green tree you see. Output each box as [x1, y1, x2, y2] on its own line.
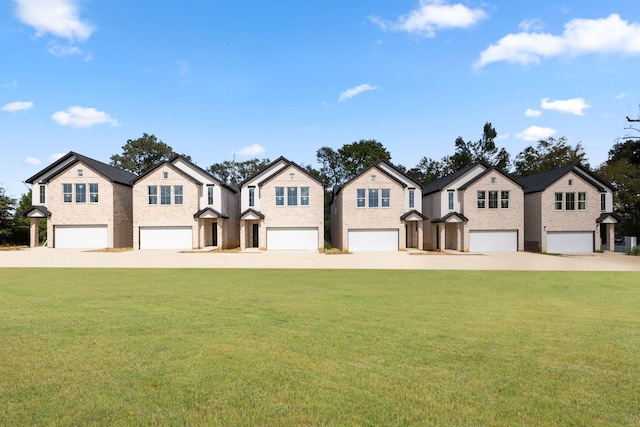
[110, 133, 189, 175]
[208, 158, 272, 186]
[316, 139, 391, 188]
[446, 122, 510, 171]
[13, 190, 45, 245]
[514, 137, 588, 177]
[597, 139, 640, 237]
[0, 186, 16, 244]
[407, 157, 448, 185]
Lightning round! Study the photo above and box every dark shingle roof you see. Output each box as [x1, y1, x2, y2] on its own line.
[517, 164, 612, 194]
[422, 161, 488, 196]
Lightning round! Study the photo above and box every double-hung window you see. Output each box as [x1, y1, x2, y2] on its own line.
[248, 187, 255, 207]
[356, 189, 365, 207]
[501, 191, 509, 208]
[381, 189, 390, 207]
[275, 187, 284, 206]
[447, 190, 454, 210]
[75, 184, 86, 203]
[160, 185, 171, 205]
[600, 193, 606, 211]
[148, 186, 158, 204]
[578, 192, 586, 210]
[369, 189, 379, 208]
[287, 187, 297, 206]
[63, 184, 72, 203]
[89, 184, 99, 203]
[565, 192, 575, 210]
[488, 191, 498, 209]
[409, 189, 415, 209]
[300, 187, 309, 206]
[174, 185, 183, 205]
[207, 185, 214, 205]
[554, 192, 563, 210]
[477, 191, 486, 208]
[39, 185, 46, 204]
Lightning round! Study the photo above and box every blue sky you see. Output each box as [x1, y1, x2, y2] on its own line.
[2, 0, 640, 198]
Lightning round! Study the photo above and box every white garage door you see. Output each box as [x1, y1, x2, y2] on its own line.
[348, 229, 398, 252]
[547, 231, 593, 253]
[469, 230, 518, 252]
[140, 227, 193, 250]
[266, 228, 318, 250]
[55, 225, 108, 249]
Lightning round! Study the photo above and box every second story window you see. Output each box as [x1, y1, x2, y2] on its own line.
[477, 191, 486, 208]
[207, 186, 214, 205]
[248, 187, 255, 207]
[75, 184, 86, 203]
[356, 189, 365, 207]
[578, 192, 586, 210]
[409, 189, 415, 209]
[554, 192, 563, 210]
[369, 189, 379, 208]
[63, 184, 72, 203]
[39, 185, 46, 204]
[174, 186, 183, 205]
[488, 191, 498, 209]
[501, 191, 509, 209]
[381, 189, 390, 207]
[600, 193, 606, 211]
[160, 186, 171, 205]
[565, 192, 575, 210]
[148, 186, 157, 205]
[89, 184, 99, 203]
[301, 187, 309, 206]
[448, 190, 454, 210]
[287, 187, 298, 206]
[275, 187, 284, 206]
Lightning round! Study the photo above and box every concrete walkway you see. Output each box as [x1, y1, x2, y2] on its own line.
[1, 247, 639, 271]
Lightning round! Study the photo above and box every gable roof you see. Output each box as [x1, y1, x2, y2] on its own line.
[22, 206, 52, 218]
[194, 207, 229, 219]
[517, 164, 613, 194]
[170, 154, 237, 193]
[333, 159, 420, 196]
[422, 161, 489, 196]
[457, 166, 524, 190]
[131, 160, 203, 185]
[241, 156, 325, 188]
[25, 151, 137, 186]
[431, 211, 468, 223]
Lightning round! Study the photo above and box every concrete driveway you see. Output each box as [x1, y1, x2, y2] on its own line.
[1, 247, 639, 271]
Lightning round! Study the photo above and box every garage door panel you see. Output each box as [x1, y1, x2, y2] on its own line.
[348, 229, 398, 252]
[140, 227, 193, 250]
[469, 230, 517, 252]
[547, 232, 593, 253]
[55, 225, 108, 249]
[267, 228, 318, 250]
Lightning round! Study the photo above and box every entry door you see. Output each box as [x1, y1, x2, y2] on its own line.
[212, 223, 218, 247]
[252, 223, 259, 248]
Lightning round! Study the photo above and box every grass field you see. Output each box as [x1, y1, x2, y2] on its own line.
[1, 269, 639, 426]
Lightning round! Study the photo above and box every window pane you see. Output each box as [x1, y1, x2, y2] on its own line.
[249, 188, 255, 207]
[578, 192, 586, 210]
[174, 185, 183, 205]
[301, 187, 309, 206]
[477, 191, 485, 209]
[488, 191, 498, 209]
[357, 188, 365, 208]
[89, 183, 99, 203]
[448, 190, 454, 210]
[161, 185, 171, 205]
[565, 192, 575, 210]
[600, 193, 606, 211]
[409, 189, 414, 209]
[63, 184, 72, 203]
[39, 185, 46, 204]
[75, 184, 86, 203]
[381, 188, 390, 207]
[501, 191, 509, 208]
[369, 189, 379, 208]
[275, 187, 284, 206]
[554, 192, 563, 210]
[148, 186, 157, 205]
[287, 187, 297, 206]
[208, 186, 214, 205]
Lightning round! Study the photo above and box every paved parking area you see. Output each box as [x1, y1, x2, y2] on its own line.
[1, 247, 639, 271]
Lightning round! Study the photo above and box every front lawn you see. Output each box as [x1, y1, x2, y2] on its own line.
[1, 269, 638, 425]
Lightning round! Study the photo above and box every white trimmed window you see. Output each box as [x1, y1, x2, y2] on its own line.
[248, 187, 255, 207]
[369, 189, 379, 208]
[488, 191, 498, 209]
[565, 192, 575, 210]
[448, 190, 454, 210]
[63, 184, 72, 203]
[600, 193, 606, 212]
[148, 186, 158, 205]
[409, 189, 415, 209]
[89, 183, 99, 203]
[207, 185, 214, 205]
[477, 191, 486, 209]
[501, 191, 509, 209]
[174, 185, 183, 205]
[287, 187, 297, 206]
[554, 192, 563, 210]
[75, 184, 86, 203]
[160, 186, 171, 205]
[301, 187, 309, 206]
[381, 189, 390, 207]
[39, 185, 46, 204]
[275, 187, 284, 206]
[578, 192, 586, 210]
[356, 189, 365, 207]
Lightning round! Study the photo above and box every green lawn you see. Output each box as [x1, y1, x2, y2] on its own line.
[1, 269, 639, 426]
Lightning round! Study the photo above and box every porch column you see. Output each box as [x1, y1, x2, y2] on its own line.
[29, 218, 39, 247]
[439, 225, 445, 252]
[456, 224, 462, 251]
[218, 220, 224, 249]
[417, 221, 424, 250]
[240, 221, 246, 250]
[607, 223, 615, 252]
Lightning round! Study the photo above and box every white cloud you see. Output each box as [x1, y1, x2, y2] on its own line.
[236, 144, 265, 157]
[47, 42, 91, 60]
[51, 106, 120, 128]
[13, 0, 94, 41]
[1, 101, 33, 112]
[49, 153, 65, 162]
[371, 0, 487, 37]
[476, 14, 640, 68]
[525, 108, 542, 117]
[338, 84, 378, 102]
[616, 92, 629, 99]
[541, 97, 590, 115]
[516, 126, 557, 141]
[25, 156, 41, 166]
[518, 18, 544, 32]
[3, 80, 18, 88]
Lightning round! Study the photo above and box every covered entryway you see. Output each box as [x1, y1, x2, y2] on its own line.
[139, 226, 193, 250]
[547, 231, 593, 253]
[266, 228, 318, 250]
[54, 225, 108, 249]
[469, 230, 518, 252]
[348, 229, 398, 252]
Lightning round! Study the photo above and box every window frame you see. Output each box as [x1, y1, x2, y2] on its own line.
[369, 189, 379, 208]
[501, 191, 509, 209]
[287, 187, 298, 206]
[148, 186, 158, 205]
[63, 184, 72, 203]
[408, 189, 415, 209]
[447, 190, 454, 210]
[300, 187, 309, 206]
[381, 188, 390, 208]
[477, 191, 486, 209]
[600, 193, 606, 212]
[275, 187, 284, 206]
[578, 192, 586, 211]
[75, 183, 86, 203]
[554, 192, 563, 210]
[565, 192, 576, 211]
[356, 188, 365, 208]
[248, 187, 255, 207]
[160, 186, 171, 205]
[174, 185, 183, 205]
[488, 191, 498, 209]
[39, 185, 46, 204]
[89, 183, 99, 203]
[207, 185, 214, 205]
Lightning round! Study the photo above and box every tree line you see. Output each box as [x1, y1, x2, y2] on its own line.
[2, 122, 639, 246]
